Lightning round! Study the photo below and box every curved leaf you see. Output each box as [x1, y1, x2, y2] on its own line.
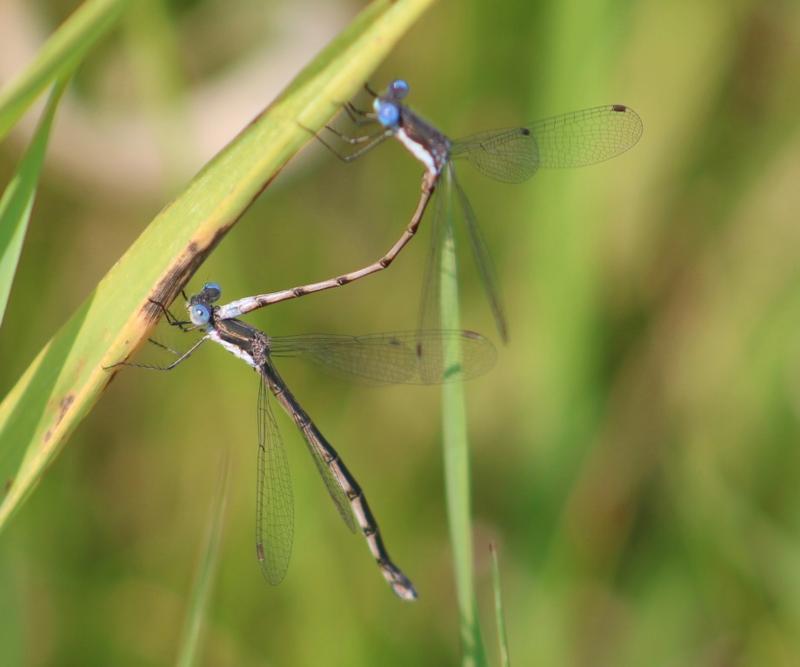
[0, 78, 69, 326]
[0, 0, 437, 531]
[0, 0, 129, 141]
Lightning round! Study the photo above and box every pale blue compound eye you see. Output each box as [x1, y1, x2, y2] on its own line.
[389, 79, 409, 99]
[189, 303, 211, 325]
[374, 100, 400, 127]
[203, 281, 222, 302]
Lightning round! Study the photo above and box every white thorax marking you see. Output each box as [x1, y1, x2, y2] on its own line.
[396, 128, 438, 175]
[207, 329, 258, 369]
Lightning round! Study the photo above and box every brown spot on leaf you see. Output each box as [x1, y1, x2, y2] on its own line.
[44, 394, 76, 443]
[57, 395, 75, 424]
[148, 169, 284, 320]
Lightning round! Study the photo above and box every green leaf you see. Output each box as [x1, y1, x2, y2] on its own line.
[490, 543, 511, 667]
[0, 0, 130, 141]
[0, 0, 437, 531]
[0, 78, 69, 326]
[176, 453, 230, 667]
[440, 173, 488, 666]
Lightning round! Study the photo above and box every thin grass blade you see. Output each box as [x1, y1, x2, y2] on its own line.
[0, 0, 129, 141]
[175, 452, 230, 667]
[0, 78, 69, 326]
[417, 179, 447, 337]
[440, 200, 488, 665]
[489, 543, 511, 667]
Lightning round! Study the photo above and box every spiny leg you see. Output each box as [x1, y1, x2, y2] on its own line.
[148, 298, 190, 331]
[343, 102, 377, 126]
[323, 124, 380, 145]
[308, 125, 393, 163]
[105, 336, 208, 371]
[146, 337, 184, 357]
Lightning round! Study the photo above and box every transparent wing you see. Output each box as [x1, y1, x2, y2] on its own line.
[418, 168, 507, 343]
[300, 425, 357, 534]
[261, 362, 356, 534]
[450, 104, 643, 183]
[269, 330, 496, 385]
[255, 374, 294, 585]
[449, 165, 508, 342]
[417, 182, 448, 338]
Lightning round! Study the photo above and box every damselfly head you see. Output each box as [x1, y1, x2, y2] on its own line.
[202, 282, 222, 302]
[188, 302, 212, 326]
[373, 98, 400, 128]
[387, 79, 409, 100]
[187, 282, 219, 326]
[372, 79, 409, 128]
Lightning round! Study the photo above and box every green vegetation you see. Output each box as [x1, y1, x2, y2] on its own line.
[0, 79, 69, 325]
[1, 0, 799, 665]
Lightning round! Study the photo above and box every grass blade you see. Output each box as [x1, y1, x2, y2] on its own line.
[0, 0, 129, 141]
[0, 0, 437, 532]
[0, 78, 69, 326]
[175, 453, 230, 667]
[489, 543, 511, 667]
[440, 171, 488, 666]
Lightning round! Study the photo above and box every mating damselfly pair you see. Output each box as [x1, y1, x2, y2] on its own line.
[112, 79, 642, 599]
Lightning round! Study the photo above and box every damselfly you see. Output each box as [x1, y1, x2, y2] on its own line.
[313, 80, 644, 340]
[114, 283, 496, 599]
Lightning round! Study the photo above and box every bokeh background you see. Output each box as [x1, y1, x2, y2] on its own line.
[2, 0, 800, 665]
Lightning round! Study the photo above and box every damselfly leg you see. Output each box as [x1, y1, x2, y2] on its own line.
[312, 127, 393, 163]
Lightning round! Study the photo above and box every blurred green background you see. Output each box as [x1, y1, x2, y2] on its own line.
[2, 0, 800, 665]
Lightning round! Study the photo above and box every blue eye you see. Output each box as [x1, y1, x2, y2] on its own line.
[389, 79, 409, 99]
[189, 303, 211, 326]
[373, 100, 400, 127]
[203, 282, 222, 302]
